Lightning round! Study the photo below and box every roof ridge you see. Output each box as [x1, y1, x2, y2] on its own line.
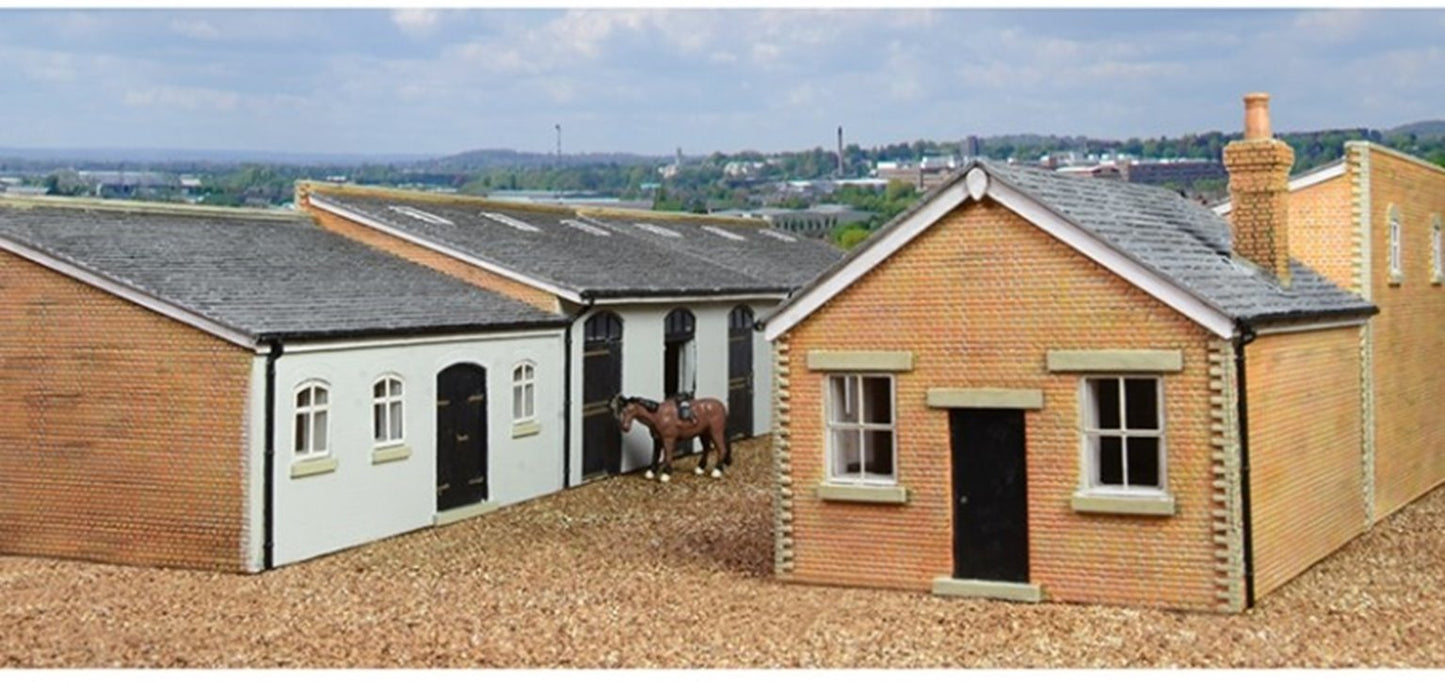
[0, 194, 302, 221]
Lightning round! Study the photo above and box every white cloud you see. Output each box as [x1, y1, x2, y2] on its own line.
[169, 18, 221, 41]
[391, 9, 442, 39]
[123, 85, 242, 112]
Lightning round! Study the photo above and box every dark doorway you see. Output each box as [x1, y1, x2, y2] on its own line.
[582, 311, 624, 478]
[726, 305, 755, 440]
[436, 363, 488, 511]
[949, 408, 1029, 583]
[663, 308, 696, 454]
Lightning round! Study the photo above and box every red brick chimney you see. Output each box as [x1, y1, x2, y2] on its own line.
[1222, 92, 1294, 286]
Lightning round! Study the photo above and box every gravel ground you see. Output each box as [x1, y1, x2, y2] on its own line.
[2, 436, 1442, 668]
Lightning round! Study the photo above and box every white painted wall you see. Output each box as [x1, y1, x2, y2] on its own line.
[254, 329, 566, 567]
[566, 299, 778, 485]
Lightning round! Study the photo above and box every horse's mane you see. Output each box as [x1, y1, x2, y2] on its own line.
[624, 396, 661, 412]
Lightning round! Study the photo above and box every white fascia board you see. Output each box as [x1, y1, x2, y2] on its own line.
[763, 181, 971, 341]
[986, 181, 1237, 339]
[1212, 162, 1347, 215]
[0, 235, 259, 350]
[281, 327, 565, 355]
[307, 195, 585, 305]
[1253, 316, 1370, 336]
[591, 292, 788, 306]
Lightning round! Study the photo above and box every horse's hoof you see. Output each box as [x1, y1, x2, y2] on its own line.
[644, 470, 654, 480]
[660, 473, 671, 483]
[694, 467, 704, 476]
[711, 468, 723, 479]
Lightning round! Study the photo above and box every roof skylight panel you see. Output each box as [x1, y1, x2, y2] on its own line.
[701, 225, 746, 241]
[388, 205, 454, 226]
[760, 229, 798, 243]
[480, 211, 542, 233]
[633, 222, 682, 238]
[561, 219, 611, 236]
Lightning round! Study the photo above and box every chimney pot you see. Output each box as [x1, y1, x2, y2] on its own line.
[1243, 92, 1272, 140]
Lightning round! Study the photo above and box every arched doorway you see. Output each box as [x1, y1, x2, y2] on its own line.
[582, 311, 624, 478]
[436, 363, 488, 511]
[727, 305, 755, 440]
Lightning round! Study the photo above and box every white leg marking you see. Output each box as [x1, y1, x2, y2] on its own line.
[660, 473, 671, 483]
[644, 469, 654, 480]
[694, 467, 705, 475]
[711, 468, 722, 479]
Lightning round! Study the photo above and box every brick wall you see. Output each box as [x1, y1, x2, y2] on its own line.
[0, 252, 254, 571]
[779, 198, 1222, 610]
[1362, 147, 1445, 518]
[299, 196, 561, 315]
[1285, 174, 1355, 291]
[1245, 326, 1365, 598]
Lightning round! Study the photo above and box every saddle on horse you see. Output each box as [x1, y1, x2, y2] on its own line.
[670, 392, 697, 423]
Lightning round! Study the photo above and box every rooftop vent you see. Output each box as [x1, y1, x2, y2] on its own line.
[388, 205, 454, 226]
[633, 222, 682, 238]
[701, 225, 746, 241]
[481, 211, 541, 233]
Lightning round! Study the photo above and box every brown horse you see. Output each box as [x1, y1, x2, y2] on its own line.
[610, 394, 731, 482]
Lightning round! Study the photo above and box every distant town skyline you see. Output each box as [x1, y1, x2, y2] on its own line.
[1, 8, 1442, 157]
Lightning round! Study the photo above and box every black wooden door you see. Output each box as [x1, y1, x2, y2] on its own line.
[437, 363, 488, 511]
[582, 312, 623, 478]
[726, 305, 754, 440]
[949, 408, 1028, 583]
[663, 308, 696, 454]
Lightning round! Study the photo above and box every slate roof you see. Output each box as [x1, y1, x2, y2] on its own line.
[0, 201, 568, 342]
[307, 190, 844, 299]
[780, 160, 1374, 330]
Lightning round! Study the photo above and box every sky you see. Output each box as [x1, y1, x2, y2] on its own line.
[0, 6, 1442, 158]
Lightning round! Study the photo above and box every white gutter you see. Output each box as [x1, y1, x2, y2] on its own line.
[280, 327, 566, 355]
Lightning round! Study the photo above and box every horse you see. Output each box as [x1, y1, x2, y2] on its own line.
[609, 394, 731, 482]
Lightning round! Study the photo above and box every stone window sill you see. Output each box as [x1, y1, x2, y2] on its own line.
[511, 421, 542, 439]
[1071, 490, 1175, 516]
[815, 482, 909, 504]
[371, 444, 411, 464]
[290, 456, 338, 479]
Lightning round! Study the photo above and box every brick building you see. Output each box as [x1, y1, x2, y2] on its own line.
[0, 198, 570, 571]
[759, 94, 1427, 612]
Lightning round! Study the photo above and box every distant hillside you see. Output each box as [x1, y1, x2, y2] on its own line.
[1387, 120, 1445, 140]
[424, 148, 668, 172]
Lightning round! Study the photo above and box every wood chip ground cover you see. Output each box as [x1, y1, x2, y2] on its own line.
[2, 437, 1441, 667]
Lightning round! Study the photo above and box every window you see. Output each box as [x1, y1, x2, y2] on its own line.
[512, 362, 536, 423]
[1388, 205, 1403, 284]
[1081, 377, 1164, 493]
[1431, 214, 1442, 284]
[825, 375, 896, 484]
[294, 382, 330, 459]
[372, 376, 404, 446]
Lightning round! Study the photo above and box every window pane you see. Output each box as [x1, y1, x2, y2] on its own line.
[1124, 378, 1159, 430]
[1127, 437, 1160, 487]
[389, 379, 402, 398]
[513, 385, 524, 420]
[831, 428, 861, 477]
[373, 403, 385, 441]
[829, 376, 857, 423]
[863, 429, 894, 477]
[513, 365, 524, 382]
[1097, 435, 1123, 485]
[297, 388, 311, 408]
[861, 377, 892, 424]
[524, 364, 534, 381]
[524, 384, 534, 419]
[313, 411, 328, 452]
[390, 402, 404, 440]
[1090, 379, 1120, 430]
[294, 413, 308, 454]
[314, 387, 328, 406]
[374, 381, 385, 399]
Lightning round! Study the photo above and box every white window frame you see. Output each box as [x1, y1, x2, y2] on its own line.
[512, 361, 537, 424]
[1388, 204, 1404, 284]
[293, 381, 331, 461]
[1431, 214, 1442, 285]
[1078, 375, 1167, 496]
[824, 373, 897, 485]
[372, 375, 405, 447]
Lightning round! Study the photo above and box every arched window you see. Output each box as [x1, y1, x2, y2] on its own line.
[1431, 214, 1442, 284]
[294, 381, 330, 459]
[1388, 204, 1403, 284]
[663, 308, 696, 397]
[372, 376, 404, 446]
[512, 361, 537, 423]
